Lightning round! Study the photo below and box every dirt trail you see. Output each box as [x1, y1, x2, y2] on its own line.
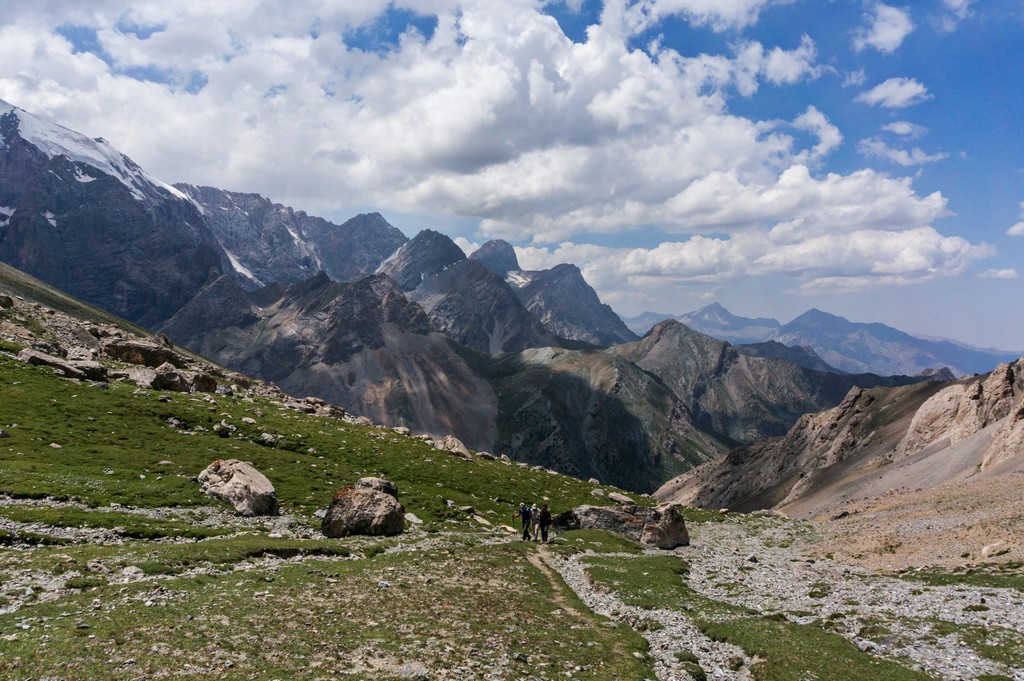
[527, 545, 583, 618]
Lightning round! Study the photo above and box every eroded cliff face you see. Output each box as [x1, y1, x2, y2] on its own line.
[895, 361, 1022, 461]
[655, 357, 1024, 515]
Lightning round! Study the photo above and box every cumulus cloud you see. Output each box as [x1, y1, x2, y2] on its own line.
[854, 3, 915, 53]
[856, 77, 931, 108]
[1009, 223, 1024, 237]
[0, 0, 993, 306]
[858, 137, 948, 166]
[517, 225, 993, 305]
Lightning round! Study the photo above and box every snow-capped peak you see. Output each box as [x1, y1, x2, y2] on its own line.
[0, 99, 188, 203]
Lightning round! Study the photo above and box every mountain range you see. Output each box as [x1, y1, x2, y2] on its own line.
[0, 98, 1008, 492]
[625, 302, 1020, 377]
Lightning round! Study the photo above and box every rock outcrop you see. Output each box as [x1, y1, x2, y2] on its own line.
[198, 459, 279, 516]
[321, 482, 405, 537]
[553, 503, 689, 549]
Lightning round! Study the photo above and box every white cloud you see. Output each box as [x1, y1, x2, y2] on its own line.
[600, 0, 793, 36]
[881, 121, 927, 138]
[854, 3, 915, 54]
[793, 105, 842, 160]
[979, 268, 1018, 279]
[516, 225, 993, 303]
[842, 69, 866, 88]
[1009, 223, 1024, 237]
[858, 137, 948, 166]
[856, 77, 931, 108]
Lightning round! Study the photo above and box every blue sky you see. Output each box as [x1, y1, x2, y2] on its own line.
[0, 0, 1022, 350]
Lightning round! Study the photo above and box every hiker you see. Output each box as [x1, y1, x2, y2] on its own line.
[530, 503, 541, 541]
[514, 502, 532, 540]
[538, 503, 553, 543]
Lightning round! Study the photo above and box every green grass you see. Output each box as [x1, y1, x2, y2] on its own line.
[0, 541, 654, 680]
[0, 354, 625, 525]
[900, 563, 1024, 593]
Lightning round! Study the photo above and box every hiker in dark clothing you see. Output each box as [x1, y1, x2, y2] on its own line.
[538, 503, 553, 543]
[514, 502, 532, 540]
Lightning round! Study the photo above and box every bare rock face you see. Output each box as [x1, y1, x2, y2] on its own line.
[198, 459, 279, 516]
[896, 362, 1022, 459]
[322, 485, 405, 538]
[552, 503, 689, 549]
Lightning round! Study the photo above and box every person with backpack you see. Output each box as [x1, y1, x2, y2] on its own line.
[514, 502, 532, 541]
[530, 503, 541, 541]
[538, 503, 553, 543]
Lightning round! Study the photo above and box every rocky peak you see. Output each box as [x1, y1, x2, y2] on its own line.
[469, 239, 520, 276]
[376, 229, 467, 292]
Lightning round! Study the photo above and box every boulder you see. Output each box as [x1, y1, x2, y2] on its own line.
[198, 459, 279, 516]
[17, 348, 86, 379]
[322, 486, 405, 538]
[192, 372, 218, 393]
[150, 362, 191, 392]
[434, 434, 472, 459]
[103, 338, 185, 368]
[553, 503, 689, 549]
[640, 503, 690, 549]
[608, 492, 634, 505]
[355, 476, 399, 498]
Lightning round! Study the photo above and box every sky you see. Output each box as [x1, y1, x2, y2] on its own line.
[0, 0, 1022, 350]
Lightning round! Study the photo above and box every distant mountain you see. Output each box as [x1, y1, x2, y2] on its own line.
[610, 320, 923, 445]
[621, 311, 676, 336]
[678, 303, 781, 345]
[470, 240, 639, 348]
[733, 340, 841, 373]
[380, 231, 558, 353]
[177, 185, 407, 288]
[769, 308, 1020, 377]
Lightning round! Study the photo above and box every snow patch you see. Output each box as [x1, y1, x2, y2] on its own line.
[43, 211, 57, 227]
[223, 248, 262, 287]
[0, 206, 12, 227]
[74, 166, 97, 183]
[505, 270, 532, 288]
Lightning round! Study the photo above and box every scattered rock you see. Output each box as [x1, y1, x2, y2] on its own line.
[608, 492, 634, 505]
[197, 459, 279, 516]
[434, 434, 472, 459]
[150, 362, 191, 393]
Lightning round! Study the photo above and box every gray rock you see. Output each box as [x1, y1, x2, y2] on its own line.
[197, 459, 279, 516]
[150, 362, 191, 393]
[553, 503, 689, 549]
[355, 476, 399, 499]
[321, 486, 405, 537]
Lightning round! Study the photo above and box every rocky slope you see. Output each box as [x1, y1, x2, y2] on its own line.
[656, 355, 1024, 523]
[160, 272, 499, 450]
[485, 346, 731, 492]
